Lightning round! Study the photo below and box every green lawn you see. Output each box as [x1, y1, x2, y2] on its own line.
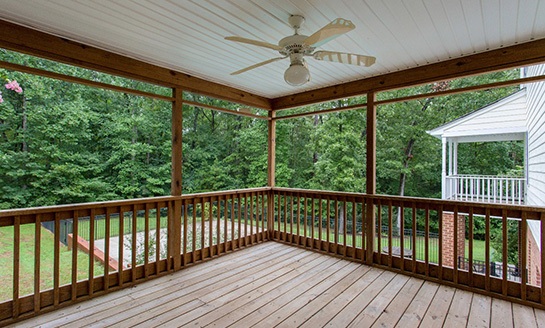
[0, 224, 104, 302]
[276, 223, 488, 263]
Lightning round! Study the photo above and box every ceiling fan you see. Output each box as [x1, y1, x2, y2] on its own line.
[225, 15, 376, 86]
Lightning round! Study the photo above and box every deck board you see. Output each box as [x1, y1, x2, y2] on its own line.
[9, 242, 545, 328]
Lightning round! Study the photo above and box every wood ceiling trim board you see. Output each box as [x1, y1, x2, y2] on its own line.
[271, 37, 545, 109]
[0, 19, 272, 110]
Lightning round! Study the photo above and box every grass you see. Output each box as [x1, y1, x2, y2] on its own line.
[276, 223, 488, 263]
[0, 224, 104, 302]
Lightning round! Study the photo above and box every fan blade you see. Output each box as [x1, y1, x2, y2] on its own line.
[231, 57, 286, 75]
[303, 18, 355, 47]
[225, 36, 283, 51]
[313, 51, 376, 67]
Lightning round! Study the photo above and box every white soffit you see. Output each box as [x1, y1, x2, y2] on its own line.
[0, 0, 544, 98]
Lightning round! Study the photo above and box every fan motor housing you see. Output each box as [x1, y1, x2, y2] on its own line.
[278, 34, 314, 56]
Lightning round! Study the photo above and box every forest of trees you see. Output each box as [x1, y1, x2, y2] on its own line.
[0, 49, 524, 211]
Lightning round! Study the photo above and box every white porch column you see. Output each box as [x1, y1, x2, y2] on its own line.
[442, 137, 447, 199]
[448, 141, 453, 176]
[453, 141, 458, 175]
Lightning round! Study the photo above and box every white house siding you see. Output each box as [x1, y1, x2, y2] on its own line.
[524, 64, 545, 250]
[442, 90, 527, 137]
[525, 65, 545, 209]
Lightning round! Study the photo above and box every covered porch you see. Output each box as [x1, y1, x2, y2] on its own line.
[2, 1, 545, 327]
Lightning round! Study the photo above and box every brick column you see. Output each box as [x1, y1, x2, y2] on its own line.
[442, 213, 466, 268]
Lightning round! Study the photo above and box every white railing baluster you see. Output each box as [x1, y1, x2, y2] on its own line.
[444, 175, 524, 204]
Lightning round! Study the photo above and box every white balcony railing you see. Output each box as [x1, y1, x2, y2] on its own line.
[445, 175, 525, 204]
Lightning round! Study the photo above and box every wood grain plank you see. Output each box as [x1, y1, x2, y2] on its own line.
[226, 258, 350, 327]
[512, 303, 538, 328]
[348, 274, 411, 327]
[276, 266, 372, 328]
[419, 285, 456, 327]
[252, 263, 361, 327]
[204, 256, 344, 327]
[371, 277, 424, 328]
[490, 298, 514, 328]
[319, 270, 396, 327]
[466, 293, 491, 328]
[395, 281, 440, 328]
[442, 289, 473, 328]
[297, 267, 384, 328]
[27, 243, 284, 327]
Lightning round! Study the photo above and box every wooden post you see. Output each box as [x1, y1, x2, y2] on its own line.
[365, 92, 376, 265]
[169, 87, 183, 271]
[267, 110, 276, 240]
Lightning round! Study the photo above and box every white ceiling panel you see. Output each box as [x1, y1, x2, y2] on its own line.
[0, 0, 543, 98]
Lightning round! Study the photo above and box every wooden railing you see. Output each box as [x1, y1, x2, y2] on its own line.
[2, 186, 545, 324]
[0, 188, 269, 324]
[271, 187, 545, 309]
[445, 174, 525, 204]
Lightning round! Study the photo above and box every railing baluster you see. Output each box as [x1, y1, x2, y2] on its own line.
[250, 194, 254, 245]
[502, 209, 508, 296]
[54, 213, 61, 306]
[256, 194, 260, 243]
[377, 200, 382, 262]
[453, 206, 458, 284]
[209, 197, 214, 256]
[118, 210, 124, 286]
[283, 193, 287, 242]
[71, 211, 79, 299]
[311, 198, 316, 250]
[183, 200, 188, 266]
[13, 215, 20, 318]
[104, 209, 110, 286]
[144, 204, 150, 276]
[521, 211, 528, 300]
[230, 196, 235, 251]
[296, 194, 301, 246]
[90, 208, 96, 293]
[485, 208, 491, 292]
[326, 197, 331, 245]
[387, 201, 393, 268]
[237, 195, 242, 248]
[352, 200, 357, 260]
[438, 205, 443, 280]
[334, 199, 339, 253]
[343, 200, 347, 257]
[400, 202, 405, 271]
[156, 203, 162, 271]
[424, 206, 430, 276]
[34, 214, 42, 312]
[411, 203, 417, 273]
[223, 196, 228, 250]
[318, 197, 323, 251]
[302, 196, 307, 247]
[468, 207, 474, 287]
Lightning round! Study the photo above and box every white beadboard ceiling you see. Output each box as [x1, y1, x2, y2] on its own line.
[0, 0, 544, 99]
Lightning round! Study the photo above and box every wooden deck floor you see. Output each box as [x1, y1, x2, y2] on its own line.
[11, 242, 545, 328]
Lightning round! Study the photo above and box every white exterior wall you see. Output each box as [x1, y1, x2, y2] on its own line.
[525, 65, 545, 208]
[524, 64, 545, 250]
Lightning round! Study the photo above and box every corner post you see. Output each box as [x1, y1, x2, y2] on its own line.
[267, 110, 276, 240]
[169, 87, 183, 271]
[365, 92, 376, 265]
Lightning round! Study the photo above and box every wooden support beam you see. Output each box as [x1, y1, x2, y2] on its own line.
[271, 38, 545, 109]
[268, 111, 276, 187]
[365, 92, 376, 265]
[0, 19, 271, 110]
[169, 88, 183, 271]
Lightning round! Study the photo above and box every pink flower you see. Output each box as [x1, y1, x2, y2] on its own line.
[0, 93, 3, 103]
[5, 80, 22, 93]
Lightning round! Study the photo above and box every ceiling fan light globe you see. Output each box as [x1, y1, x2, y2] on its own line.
[284, 64, 310, 86]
